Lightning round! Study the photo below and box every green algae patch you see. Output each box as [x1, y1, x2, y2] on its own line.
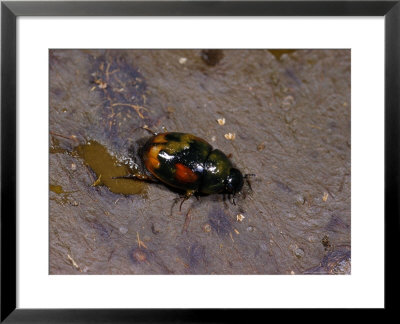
[75, 140, 146, 195]
[50, 184, 65, 194]
[49, 184, 76, 205]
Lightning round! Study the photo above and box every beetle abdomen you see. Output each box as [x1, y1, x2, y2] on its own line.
[142, 132, 212, 191]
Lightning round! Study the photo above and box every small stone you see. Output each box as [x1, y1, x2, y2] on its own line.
[284, 114, 294, 124]
[97, 81, 107, 89]
[295, 194, 305, 205]
[280, 54, 290, 61]
[333, 258, 351, 274]
[179, 57, 187, 64]
[200, 49, 224, 66]
[71, 201, 79, 206]
[217, 118, 226, 125]
[257, 143, 265, 151]
[119, 227, 128, 234]
[151, 223, 160, 235]
[71, 163, 77, 171]
[281, 95, 295, 111]
[322, 235, 331, 249]
[246, 225, 255, 232]
[308, 236, 317, 243]
[294, 248, 305, 258]
[224, 133, 236, 140]
[236, 214, 245, 222]
[131, 249, 147, 263]
[203, 224, 212, 233]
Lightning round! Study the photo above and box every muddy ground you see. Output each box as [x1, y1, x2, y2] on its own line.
[49, 49, 350, 274]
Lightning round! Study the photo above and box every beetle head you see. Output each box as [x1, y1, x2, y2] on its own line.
[225, 168, 244, 195]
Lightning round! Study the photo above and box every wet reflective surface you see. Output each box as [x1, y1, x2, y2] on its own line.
[50, 49, 350, 274]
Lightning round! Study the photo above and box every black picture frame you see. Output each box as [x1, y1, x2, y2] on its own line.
[1, 0, 398, 321]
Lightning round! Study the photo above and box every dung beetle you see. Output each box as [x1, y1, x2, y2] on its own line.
[119, 130, 253, 208]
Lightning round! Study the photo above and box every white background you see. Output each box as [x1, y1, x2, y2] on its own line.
[17, 17, 384, 308]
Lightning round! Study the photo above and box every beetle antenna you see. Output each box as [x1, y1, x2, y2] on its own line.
[244, 173, 256, 192]
[132, 125, 158, 136]
[142, 125, 158, 136]
[227, 193, 236, 205]
[179, 196, 190, 211]
[181, 208, 192, 233]
[179, 190, 195, 211]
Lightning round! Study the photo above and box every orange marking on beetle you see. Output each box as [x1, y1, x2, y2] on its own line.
[148, 145, 163, 160]
[145, 157, 160, 172]
[144, 145, 163, 171]
[175, 163, 198, 183]
[152, 134, 168, 144]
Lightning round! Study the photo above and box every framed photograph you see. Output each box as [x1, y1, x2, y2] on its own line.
[1, 0, 398, 321]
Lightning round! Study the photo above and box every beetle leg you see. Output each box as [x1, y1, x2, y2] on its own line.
[170, 198, 180, 217]
[132, 125, 158, 136]
[179, 190, 195, 211]
[141, 125, 158, 136]
[112, 173, 159, 183]
[179, 196, 189, 211]
[232, 195, 237, 206]
[226, 193, 236, 205]
[247, 180, 253, 192]
[244, 174, 256, 192]
[181, 208, 192, 233]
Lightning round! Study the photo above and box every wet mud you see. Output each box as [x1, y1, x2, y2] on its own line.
[49, 49, 351, 274]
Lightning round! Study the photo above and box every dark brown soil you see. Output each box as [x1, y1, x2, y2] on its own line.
[49, 49, 351, 274]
